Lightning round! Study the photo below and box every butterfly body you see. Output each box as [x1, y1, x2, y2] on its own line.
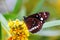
[24, 12, 49, 33]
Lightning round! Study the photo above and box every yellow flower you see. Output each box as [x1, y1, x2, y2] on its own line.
[8, 19, 29, 40]
[8, 20, 14, 28]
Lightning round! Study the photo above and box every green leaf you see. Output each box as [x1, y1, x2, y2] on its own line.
[13, 0, 22, 14]
[29, 33, 41, 40]
[31, 0, 45, 14]
[0, 22, 2, 40]
[0, 14, 11, 36]
[16, 6, 26, 20]
[3, 13, 17, 20]
[42, 20, 60, 29]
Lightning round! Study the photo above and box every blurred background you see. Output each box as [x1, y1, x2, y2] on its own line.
[0, 0, 60, 40]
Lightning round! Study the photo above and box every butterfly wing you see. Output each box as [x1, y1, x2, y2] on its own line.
[24, 12, 49, 33]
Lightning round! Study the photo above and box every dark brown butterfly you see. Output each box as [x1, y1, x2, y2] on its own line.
[24, 12, 49, 33]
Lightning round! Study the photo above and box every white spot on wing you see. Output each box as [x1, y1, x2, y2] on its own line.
[41, 21, 42, 23]
[34, 27, 37, 29]
[45, 16, 47, 18]
[44, 12, 46, 15]
[29, 27, 35, 31]
[29, 26, 39, 31]
[40, 17, 43, 20]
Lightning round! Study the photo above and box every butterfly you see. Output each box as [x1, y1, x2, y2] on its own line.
[24, 12, 49, 33]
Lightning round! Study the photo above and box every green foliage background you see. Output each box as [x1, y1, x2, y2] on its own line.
[0, 0, 60, 40]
